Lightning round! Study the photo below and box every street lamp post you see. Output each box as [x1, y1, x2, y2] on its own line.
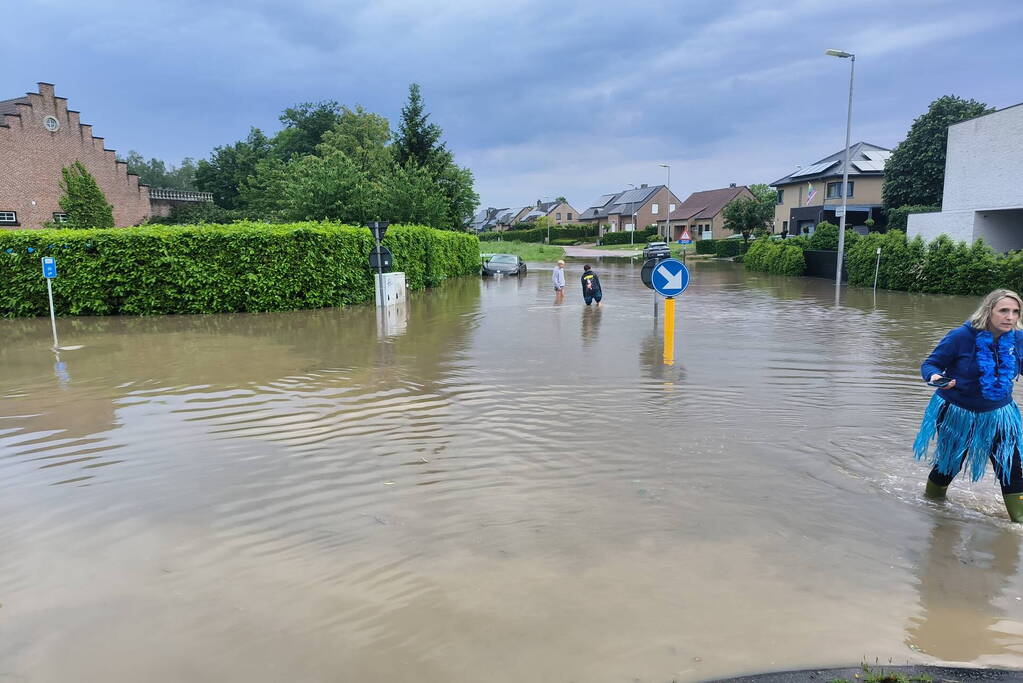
[659, 163, 671, 241]
[627, 183, 637, 245]
[826, 48, 855, 293]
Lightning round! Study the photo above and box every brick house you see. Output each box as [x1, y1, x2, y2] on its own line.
[518, 199, 579, 225]
[578, 184, 681, 237]
[0, 83, 153, 229]
[667, 184, 755, 241]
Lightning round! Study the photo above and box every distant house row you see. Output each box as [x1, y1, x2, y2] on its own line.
[470, 198, 580, 232]
[577, 183, 756, 241]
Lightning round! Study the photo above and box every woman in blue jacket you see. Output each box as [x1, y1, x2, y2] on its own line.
[914, 289, 1023, 522]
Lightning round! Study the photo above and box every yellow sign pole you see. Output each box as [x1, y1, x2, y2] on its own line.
[663, 296, 676, 365]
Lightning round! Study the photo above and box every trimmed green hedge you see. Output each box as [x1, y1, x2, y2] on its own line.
[695, 239, 717, 255]
[480, 224, 598, 243]
[714, 239, 747, 258]
[844, 230, 1005, 295]
[745, 238, 806, 275]
[0, 222, 479, 317]
[600, 228, 657, 245]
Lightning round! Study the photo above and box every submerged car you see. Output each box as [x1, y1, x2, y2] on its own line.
[642, 241, 671, 259]
[482, 253, 527, 277]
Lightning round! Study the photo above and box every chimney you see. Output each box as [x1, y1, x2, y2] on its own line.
[537, 199, 542, 208]
[640, 183, 647, 188]
[729, 183, 736, 187]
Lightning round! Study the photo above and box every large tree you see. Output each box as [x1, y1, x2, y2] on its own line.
[390, 83, 478, 229]
[722, 184, 777, 243]
[882, 95, 992, 210]
[122, 151, 198, 190]
[195, 128, 273, 209]
[58, 161, 115, 229]
[316, 106, 393, 176]
[281, 153, 372, 223]
[273, 101, 345, 160]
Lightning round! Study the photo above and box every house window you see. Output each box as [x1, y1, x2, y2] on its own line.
[651, 203, 659, 214]
[0, 211, 17, 224]
[826, 181, 854, 198]
[776, 189, 784, 204]
[669, 203, 676, 212]
[53, 212, 69, 223]
[555, 212, 561, 220]
[567, 212, 573, 220]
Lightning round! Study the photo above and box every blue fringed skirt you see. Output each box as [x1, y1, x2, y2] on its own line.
[913, 393, 1021, 484]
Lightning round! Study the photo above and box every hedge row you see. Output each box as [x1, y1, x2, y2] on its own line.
[744, 226, 1023, 296]
[479, 224, 598, 243]
[0, 222, 480, 317]
[599, 228, 658, 245]
[692, 238, 749, 257]
[744, 239, 806, 275]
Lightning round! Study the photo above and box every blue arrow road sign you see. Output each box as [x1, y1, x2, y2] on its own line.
[651, 258, 690, 297]
[41, 256, 57, 279]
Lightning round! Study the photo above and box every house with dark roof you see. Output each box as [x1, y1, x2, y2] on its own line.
[517, 198, 579, 226]
[578, 184, 681, 238]
[666, 184, 754, 241]
[771, 142, 891, 236]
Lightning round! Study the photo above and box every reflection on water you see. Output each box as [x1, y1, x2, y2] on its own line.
[907, 515, 1023, 665]
[1, 261, 1022, 682]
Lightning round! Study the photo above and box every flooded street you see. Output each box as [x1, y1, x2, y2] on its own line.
[2, 259, 1022, 682]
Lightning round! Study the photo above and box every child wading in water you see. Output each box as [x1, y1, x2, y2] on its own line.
[581, 264, 602, 308]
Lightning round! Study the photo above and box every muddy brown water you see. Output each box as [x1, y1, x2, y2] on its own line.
[2, 260, 1021, 682]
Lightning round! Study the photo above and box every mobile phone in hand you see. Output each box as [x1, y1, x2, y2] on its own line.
[928, 376, 953, 388]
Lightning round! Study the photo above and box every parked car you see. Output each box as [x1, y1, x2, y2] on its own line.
[482, 253, 527, 277]
[642, 241, 671, 259]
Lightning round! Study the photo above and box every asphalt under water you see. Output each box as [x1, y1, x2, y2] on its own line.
[1, 259, 1021, 681]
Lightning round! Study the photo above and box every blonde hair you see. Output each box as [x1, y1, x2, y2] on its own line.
[969, 289, 1023, 330]
[557, 260, 565, 266]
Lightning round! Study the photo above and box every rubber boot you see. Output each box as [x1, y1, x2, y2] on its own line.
[1004, 493, 1023, 523]
[924, 479, 948, 500]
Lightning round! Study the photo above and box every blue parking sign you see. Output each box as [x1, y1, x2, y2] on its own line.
[651, 258, 690, 297]
[41, 257, 57, 279]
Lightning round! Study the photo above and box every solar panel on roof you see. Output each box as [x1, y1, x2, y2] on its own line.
[790, 160, 839, 178]
[852, 160, 885, 172]
[615, 188, 653, 204]
[861, 150, 891, 162]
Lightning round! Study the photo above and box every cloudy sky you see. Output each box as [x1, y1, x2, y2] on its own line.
[4, 0, 1022, 213]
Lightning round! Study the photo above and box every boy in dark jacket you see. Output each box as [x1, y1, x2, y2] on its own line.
[581, 264, 602, 307]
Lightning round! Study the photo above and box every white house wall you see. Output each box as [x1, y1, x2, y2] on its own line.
[942, 104, 1023, 212]
[908, 103, 1023, 249]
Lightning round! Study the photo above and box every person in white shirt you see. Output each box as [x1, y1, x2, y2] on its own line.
[552, 260, 566, 302]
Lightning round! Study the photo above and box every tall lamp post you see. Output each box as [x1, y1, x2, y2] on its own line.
[825, 48, 855, 292]
[658, 163, 671, 241]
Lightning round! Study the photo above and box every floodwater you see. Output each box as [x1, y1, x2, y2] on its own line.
[2, 259, 1022, 682]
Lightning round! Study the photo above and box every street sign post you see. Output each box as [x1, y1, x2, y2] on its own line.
[651, 258, 690, 297]
[678, 229, 692, 245]
[649, 258, 690, 366]
[41, 257, 59, 348]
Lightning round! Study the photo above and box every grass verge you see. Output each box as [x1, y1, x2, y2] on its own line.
[480, 242, 565, 262]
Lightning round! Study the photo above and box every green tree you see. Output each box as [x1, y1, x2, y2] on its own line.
[281, 154, 372, 223]
[195, 128, 273, 209]
[390, 83, 478, 229]
[237, 156, 291, 219]
[273, 101, 344, 160]
[393, 83, 446, 169]
[316, 106, 393, 176]
[58, 161, 115, 229]
[883, 95, 993, 210]
[722, 184, 776, 243]
[122, 151, 198, 190]
[375, 163, 449, 228]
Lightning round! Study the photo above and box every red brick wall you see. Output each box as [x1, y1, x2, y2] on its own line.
[0, 83, 150, 230]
